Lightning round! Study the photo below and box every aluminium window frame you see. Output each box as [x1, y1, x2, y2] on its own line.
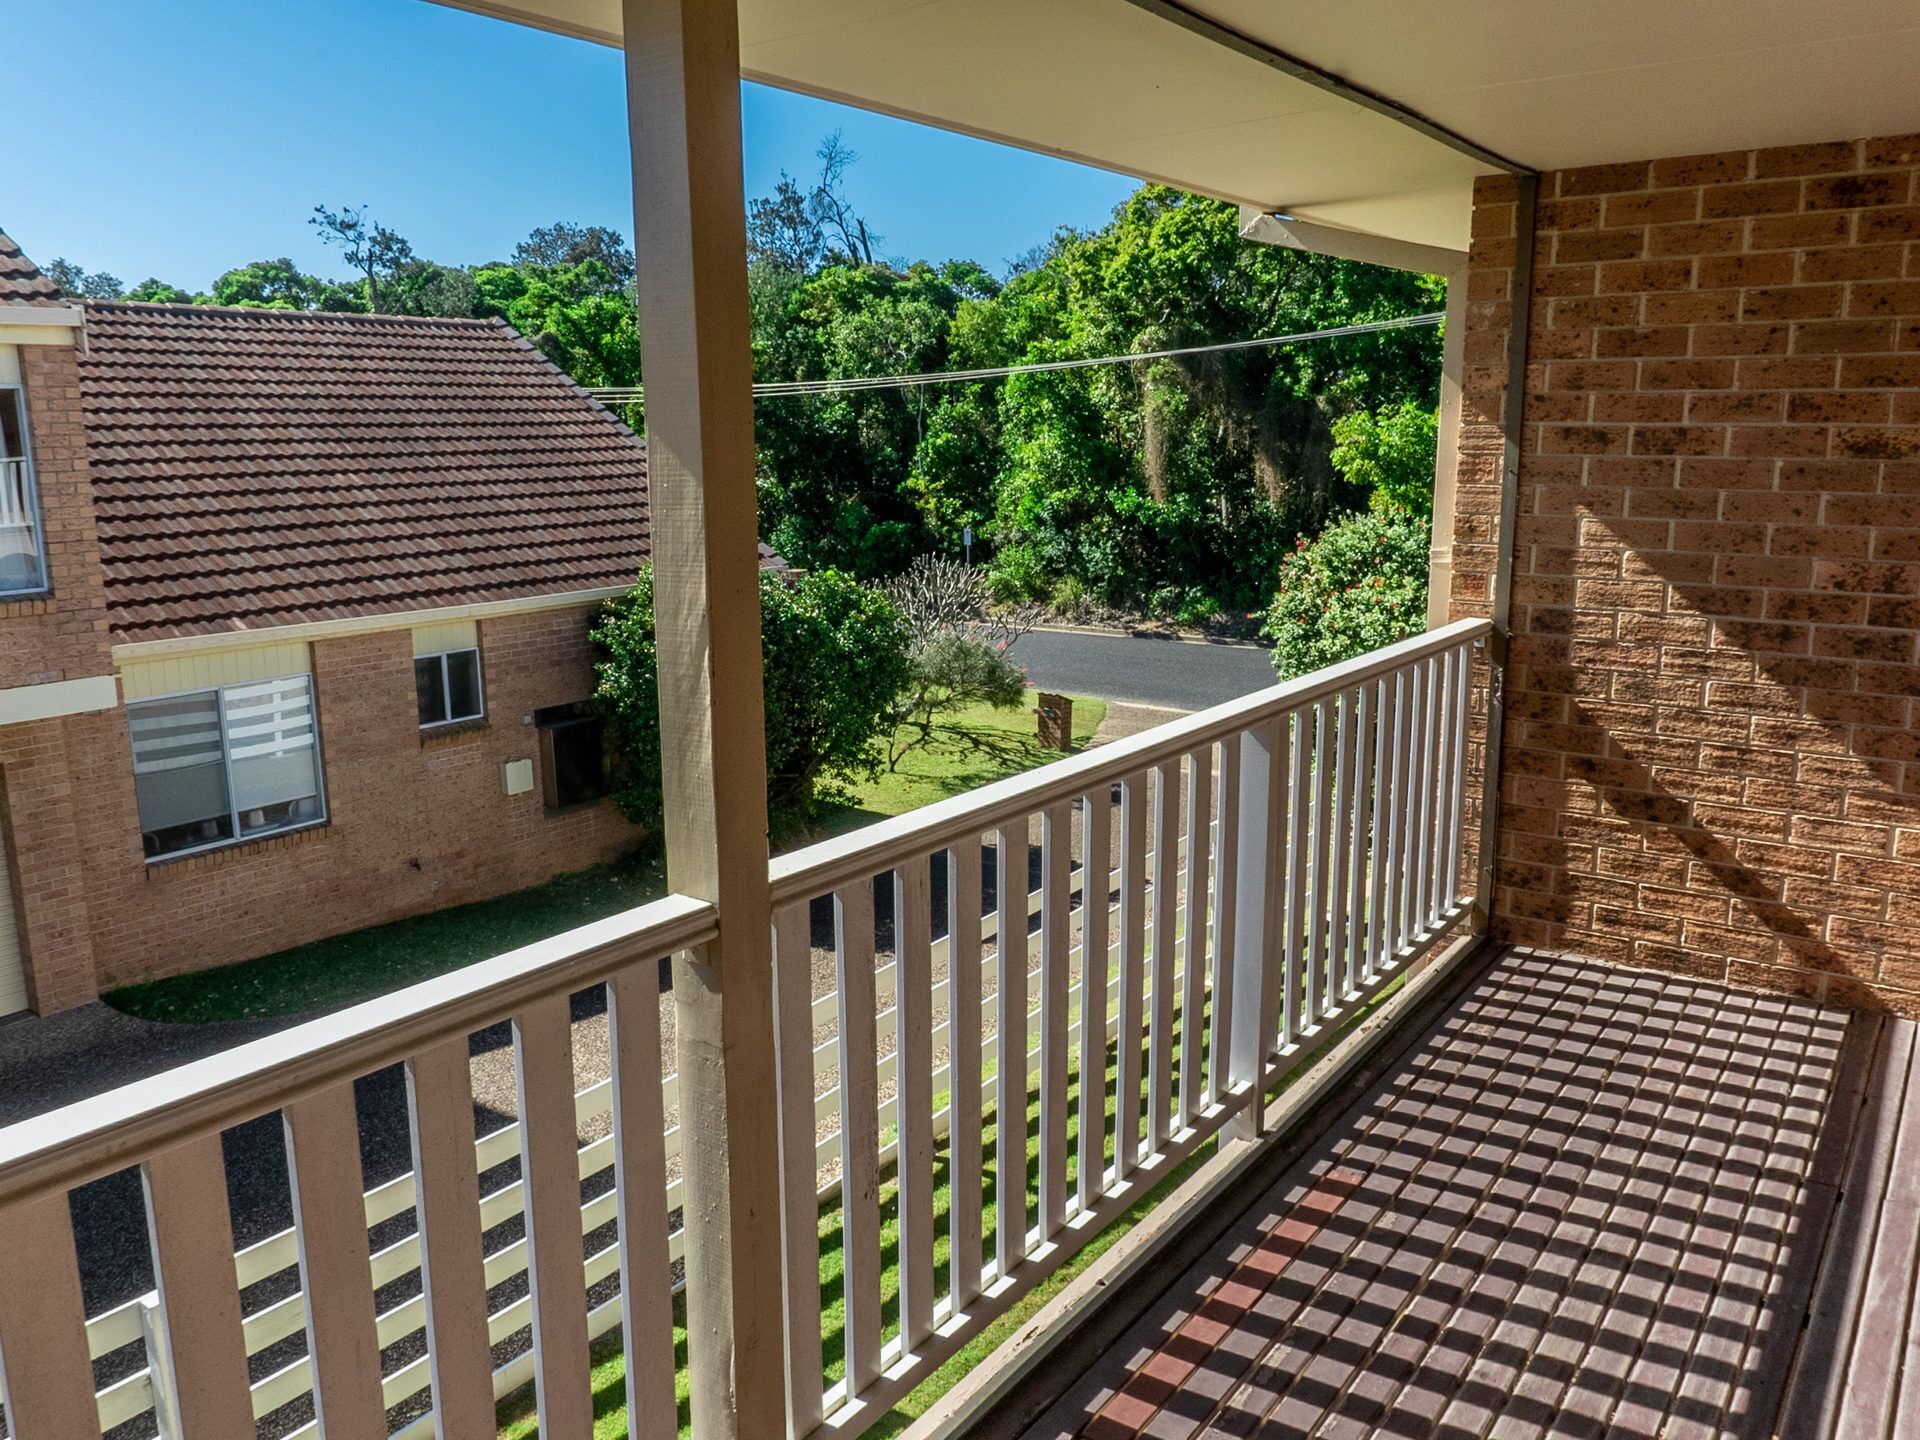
[129, 673, 330, 864]
[0, 384, 52, 600]
[415, 646, 486, 730]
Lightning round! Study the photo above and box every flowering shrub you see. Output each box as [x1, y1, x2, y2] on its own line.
[1262, 509, 1431, 680]
[883, 554, 1034, 769]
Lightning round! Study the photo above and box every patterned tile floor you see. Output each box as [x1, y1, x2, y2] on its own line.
[1019, 950, 1857, 1440]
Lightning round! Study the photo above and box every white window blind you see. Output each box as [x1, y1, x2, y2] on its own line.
[129, 675, 326, 859]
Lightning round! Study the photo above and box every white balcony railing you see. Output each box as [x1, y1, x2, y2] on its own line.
[0, 619, 1488, 1440]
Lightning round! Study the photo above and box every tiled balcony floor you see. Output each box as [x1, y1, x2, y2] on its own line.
[1015, 950, 1881, 1440]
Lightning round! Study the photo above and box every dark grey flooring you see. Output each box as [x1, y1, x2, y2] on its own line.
[1017, 949, 1859, 1440]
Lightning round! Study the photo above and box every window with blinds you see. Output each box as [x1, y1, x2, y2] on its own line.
[128, 675, 326, 859]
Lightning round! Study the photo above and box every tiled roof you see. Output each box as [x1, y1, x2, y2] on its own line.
[76, 302, 720, 640]
[0, 229, 66, 306]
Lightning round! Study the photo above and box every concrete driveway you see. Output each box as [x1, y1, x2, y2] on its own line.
[1013, 627, 1274, 711]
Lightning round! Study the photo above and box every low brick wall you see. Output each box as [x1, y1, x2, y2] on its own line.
[1451, 133, 1920, 1011]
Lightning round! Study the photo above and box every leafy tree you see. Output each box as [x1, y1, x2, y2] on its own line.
[475, 259, 639, 385]
[209, 258, 325, 310]
[1330, 399, 1439, 516]
[124, 277, 194, 303]
[45, 259, 122, 299]
[1262, 509, 1430, 679]
[593, 564, 911, 835]
[753, 261, 977, 574]
[982, 187, 1442, 617]
[309, 203, 414, 312]
[513, 223, 634, 289]
[384, 259, 479, 318]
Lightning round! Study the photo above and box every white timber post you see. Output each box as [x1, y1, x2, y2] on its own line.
[1425, 271, 1469, 627]
[621, 3, 787, 1437]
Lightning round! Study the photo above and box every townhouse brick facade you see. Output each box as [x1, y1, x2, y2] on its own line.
[0, 255, 670, 1014]
[1449, 132, 1920, 1012]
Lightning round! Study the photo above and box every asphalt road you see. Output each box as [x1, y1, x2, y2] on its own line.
[1014, 627, 1276, 711]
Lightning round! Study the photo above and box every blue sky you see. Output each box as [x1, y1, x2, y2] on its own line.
[5, 0, 1141, 292]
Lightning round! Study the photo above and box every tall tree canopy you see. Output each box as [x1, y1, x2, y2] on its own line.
[53, 175, 1443, 621]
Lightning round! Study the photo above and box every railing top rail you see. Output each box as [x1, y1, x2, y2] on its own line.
[770, 618, 1490, 907]
[0, 892, 717, 1209]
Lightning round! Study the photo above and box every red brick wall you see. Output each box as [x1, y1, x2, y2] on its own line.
[0, 341, 116, 1009]
[56, 603, 640, 996]
[1450, 134, 1920, 1011]
[0, 343, 113, 687]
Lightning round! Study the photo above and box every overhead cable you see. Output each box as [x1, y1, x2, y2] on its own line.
[586, 310, 1443, 404]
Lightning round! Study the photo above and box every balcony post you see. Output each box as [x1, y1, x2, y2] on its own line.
[621, 2, 786, 1436]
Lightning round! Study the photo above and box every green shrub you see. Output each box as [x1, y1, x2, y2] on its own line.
[593, 564, 912, 836]
[1262, 510, 1431, 680]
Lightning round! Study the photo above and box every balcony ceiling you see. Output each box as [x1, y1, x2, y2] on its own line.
[433, 0, 1920, 252]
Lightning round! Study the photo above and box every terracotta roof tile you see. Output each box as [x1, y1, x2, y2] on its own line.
[0, 229, 66, 306]
[75, 301, 773, 640]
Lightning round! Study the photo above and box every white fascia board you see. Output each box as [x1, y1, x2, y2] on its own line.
[0, 674, 119, 726]
[1237, 207, 1466, 279]
[109, 585, 632, 662]
[0, 304, 83, 328]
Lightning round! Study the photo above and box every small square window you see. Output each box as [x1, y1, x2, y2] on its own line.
[535, 702, 610, 810]
[416, 648, 484, 728]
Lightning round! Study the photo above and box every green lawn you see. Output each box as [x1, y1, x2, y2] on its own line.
[809, 694, 1105, 840]
[103, 693, 1103, 1024]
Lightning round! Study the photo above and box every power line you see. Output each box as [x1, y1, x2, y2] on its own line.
[586, 310, 1443, 405]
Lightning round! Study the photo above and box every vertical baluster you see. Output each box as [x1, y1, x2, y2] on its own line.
[1077, 785, 1113, 1209]
[994, 822, 1029, 1279]
[835, 880, 883, 1393]
[1328, 689, 1357, 1009]
[1227, 719, 1285, 1139]
[1208, 738, 1239, 1106]
[833, 879, 883, 1397]
[948, 839, 985, 1310]
[1282, 709, 1311, 1051]
[1389, 665, 1415, 956]
[1348, 681, 1375, 996]
[1367, 674, 1392, 983]
[1115, 773, 1149, 1180]
[1449, 642, 1472, 907]
[515, 992, 593, 1439]
[1306, 698, 1334, 1031]
[1429, 648, 1455, 925]
[284, 1084, 385, 1440]
[1039, 804, 1073, 1239]
[142, 1135, 253, 1437]
[770, 900, 822, 1434]
[896, 857, 937, 1352]
[0, 1192, 96, 1437]
[405, 1039, 493, 1440]
[1179, 746, 1212, 1128]
[1413, 660, 1428, 940]
[609, 961, 679, 1439]
[1147, 761, 1181, 1152]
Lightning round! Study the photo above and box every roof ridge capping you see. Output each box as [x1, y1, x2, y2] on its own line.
[83, 298, 509, 326]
